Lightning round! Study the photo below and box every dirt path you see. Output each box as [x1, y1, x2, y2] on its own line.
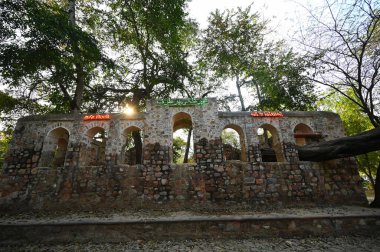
[1, 235, 380, 252]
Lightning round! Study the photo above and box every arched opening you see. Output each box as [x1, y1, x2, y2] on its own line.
[257, 124, 284, 162]
[122, 126, 143, 165]
[294, 123, 321, 146]
[221, 124, 247, 161]
[85, 127, 107, 166]
[42, 127, 69, 167]
[172, 112, 194, 164]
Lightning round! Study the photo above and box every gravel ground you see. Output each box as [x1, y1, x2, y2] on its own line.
[1, 235, 380, 252]
[1, 206, 379, 251]
[1, 205, 380, 223]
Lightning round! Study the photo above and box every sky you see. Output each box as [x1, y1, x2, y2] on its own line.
[187, 0, 324, 42]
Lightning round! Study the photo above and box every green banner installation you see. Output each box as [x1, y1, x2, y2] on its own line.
[158, 98, 208, 107]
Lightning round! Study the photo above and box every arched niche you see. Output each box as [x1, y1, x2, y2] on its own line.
[221, 124, 247, 161]
[172, 112, 194, 164]
[41, 127, 69, 167]
[173, 112, 192, 132]
[294, 123, 321, 146]
[257, 124, 284, 162]
[122, 126, 143, 165]
[82, 126, 107, 166]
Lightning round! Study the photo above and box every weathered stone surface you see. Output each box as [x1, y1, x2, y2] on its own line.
[0, 98, 367, 211]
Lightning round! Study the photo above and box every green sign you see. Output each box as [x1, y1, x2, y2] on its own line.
[158, 98, 208, 107]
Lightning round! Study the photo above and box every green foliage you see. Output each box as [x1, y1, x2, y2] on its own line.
[249, 46, 317, 111]
[99, 0, 194, 106]
[0, 128, 13, 172]
[221, 129, 240, 149]
[319, 89, 379, 189]
[0, 91, 19, 114]
[173, 136, 186, 163]
[305, 0, 380, 127]
[200, 6, 316, 111]
[201, 6, 266, 78]
[0, 0, 104, 114]
[319, 90, 373, 135]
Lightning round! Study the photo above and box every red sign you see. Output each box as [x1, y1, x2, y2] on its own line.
[83, 114, 111, 120]
[251, 112, 284, 117]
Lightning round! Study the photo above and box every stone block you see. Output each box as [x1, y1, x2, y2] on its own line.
[161, 178, 168, 185]
[256, 179, 264, 185]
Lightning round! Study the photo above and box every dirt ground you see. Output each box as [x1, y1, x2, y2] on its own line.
[1, 205, 379, 251]
[1, 234, 380, 252]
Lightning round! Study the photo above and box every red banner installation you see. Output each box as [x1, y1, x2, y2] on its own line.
[251, 112, 284, 117]
[83, 114, 111, 120]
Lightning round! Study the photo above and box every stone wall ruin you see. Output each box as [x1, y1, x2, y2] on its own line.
[0, 98, 367, 211]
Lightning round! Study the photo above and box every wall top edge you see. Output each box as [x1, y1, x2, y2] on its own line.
[218, 111, 339, 118]
[18, 112, 147, 122]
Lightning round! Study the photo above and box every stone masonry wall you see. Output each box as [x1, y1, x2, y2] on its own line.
[0, 158, 366, 211]
[0, 99, 367, 211]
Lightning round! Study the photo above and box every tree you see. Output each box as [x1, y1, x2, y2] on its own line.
[200, 6, 266, 111]
[200, 6, 317, 112]
[173, 136, 187, 163]
[302, 0, 379, 126]
[0, 92, 19, 121]
[301, 0, 380, 206]
[247, 44, 317, 111]
[297, 127, 380, 162]
[319, 90, 379, 190]
[94, 0, 193, 110]
[221, 129, 240, 149]
[0, 128, 12, 172]
[0, 0, 104, 114]
[94, 0, 194, 161]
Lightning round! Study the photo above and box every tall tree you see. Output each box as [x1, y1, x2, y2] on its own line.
[319, 90, 379, 192]
[67, 0, 85, 113]
[302, 0, 379, 126]
[301, 0, 380, 206]
[247, 44, 317, 111]
[0, 0, 104, 114]
[201, 6, 316, 111]
[94, 0, 194, 161]
[200, 6, 266, 111]
[96, 0, 193, 110]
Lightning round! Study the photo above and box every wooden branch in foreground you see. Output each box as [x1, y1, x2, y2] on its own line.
[297, 127, 380, 161]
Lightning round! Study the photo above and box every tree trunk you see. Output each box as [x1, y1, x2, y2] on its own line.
[129, 89, 146, 163]
[68, 0, 85, 113]
[297, 127, 380, 208]
[184, 127, 192, 163]
[253, 80, 263, 110]
[297, 127, 380, 161]
[236, 76, 246, 111]
[357, 154, 376, 190]
[370, 161, 380, 207]
[72, 63, 85, 113]
[132, 131, 142, 164]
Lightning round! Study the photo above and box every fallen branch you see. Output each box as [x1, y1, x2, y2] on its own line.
[297, 127, 380, 161]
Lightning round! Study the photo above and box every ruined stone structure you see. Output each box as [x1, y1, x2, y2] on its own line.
[0, 98, 367, 211]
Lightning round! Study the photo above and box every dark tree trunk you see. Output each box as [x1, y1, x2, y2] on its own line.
[132, 131, 142, 164]
[297, 127, 380, 208]
[184, 127, 192, 163]
[68, 0, 85, 113]
[236, 76, 246, 111]
[72, 63, 85, 113]
[253, 80, 263, 110]
[129, 89, 146, 163]
[297, 127, 380, 162]
[370, 161, 380, 208]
